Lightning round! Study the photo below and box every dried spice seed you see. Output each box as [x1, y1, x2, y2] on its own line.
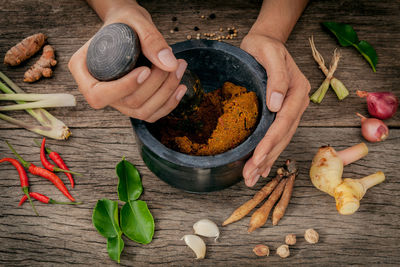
[209, 13, 216, 19]
[174, 27, 179, 32]
[194, 26, 199, 31]
[171, 16, 177, 21]
[170, 29, 174, 34]
[187, 35, 192, 40]
[253, 244, 270, 257]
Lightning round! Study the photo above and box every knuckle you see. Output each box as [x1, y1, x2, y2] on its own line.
[85, 88, 105, 109]
[133, 109, 150, 121]
[141, 30, 163, 46]
[304, 79, 311, 94]
[122, 95, 142, 109]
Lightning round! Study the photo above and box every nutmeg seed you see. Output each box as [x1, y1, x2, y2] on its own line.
[285, 233, 297, 245]
[253, 244, 270, 257]
[304, 228, 319, 244]
[276, 244, 290, 258]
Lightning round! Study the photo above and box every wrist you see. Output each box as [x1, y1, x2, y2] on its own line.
[87, 0, 139, 22]
[248, 16, 291, 43]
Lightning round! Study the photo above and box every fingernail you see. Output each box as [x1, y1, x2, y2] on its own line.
[246, 173, 260, 187]
[261, 167, 271, 178]
[254, 154, 266, 166]
[270, 92, 284, 111]
[175, 61, 187, 80]
[137, 68, 151, 84]
[158, 48, 177, 69]
[176, 85, 187, 101]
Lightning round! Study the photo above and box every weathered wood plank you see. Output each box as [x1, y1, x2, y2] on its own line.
[0, 127, 399, 265]
[0, 0, 398, 129]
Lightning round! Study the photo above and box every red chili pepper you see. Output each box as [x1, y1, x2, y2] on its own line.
[5, 141, 76, 202]
[19, 192, 82, 206]
[37, 138, 78, 188]
[0, 157, 38, 215]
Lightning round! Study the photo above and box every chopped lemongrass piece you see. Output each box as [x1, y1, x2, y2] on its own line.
[0, 72, 72, 140]
[310, 79, 330, 104]
[0, 93, 76, 110]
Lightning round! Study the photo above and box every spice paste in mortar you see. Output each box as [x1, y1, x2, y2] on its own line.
[148, 82, 259, 155]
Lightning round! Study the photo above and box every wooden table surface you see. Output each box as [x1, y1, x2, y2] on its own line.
[1, 0, 399, 266]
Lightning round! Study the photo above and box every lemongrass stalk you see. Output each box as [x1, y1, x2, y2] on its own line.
[0, 93, 74, 102]
[330, 78, 349, 100]
[0, 72, 71, 139]
[310, 79, 330, 104]
[0, 112, 71, 140]
[0, 94, 76, 110]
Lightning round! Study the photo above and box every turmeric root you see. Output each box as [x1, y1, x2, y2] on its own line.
[24, 45, 57, 83]
[272, 172, 296, 225]
[222, 169, 284, 226]
[4, 33, 46, 66]
[248, 178, 287, 233]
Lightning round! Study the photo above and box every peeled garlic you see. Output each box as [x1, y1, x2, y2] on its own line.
[193, 219, 220, 241]
[181, 234, 206, 259]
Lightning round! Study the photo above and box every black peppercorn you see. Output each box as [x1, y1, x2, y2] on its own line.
[209, 13, 216, 19]
[194, 26, 199, 31]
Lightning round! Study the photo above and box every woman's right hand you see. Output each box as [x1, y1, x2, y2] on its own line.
[69, 1, 188, 122]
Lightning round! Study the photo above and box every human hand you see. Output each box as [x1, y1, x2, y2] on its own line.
[69, 2, 188, 122]
[240, 33, 310, 187]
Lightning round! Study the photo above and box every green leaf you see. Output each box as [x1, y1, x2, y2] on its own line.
[322, 22, 359, 46]
[120, 200, 155, 244]
[322, 22, 378, 72]
[107, 236, 124, 263]
[354, 40, 378, 72]
[117, 158, 143, 202]
[92, 199, 122, 238]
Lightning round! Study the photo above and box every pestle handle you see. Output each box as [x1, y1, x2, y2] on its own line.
[86, 23, 202, 112]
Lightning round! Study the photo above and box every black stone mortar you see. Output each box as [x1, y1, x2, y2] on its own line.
[131, 40, 274, 192]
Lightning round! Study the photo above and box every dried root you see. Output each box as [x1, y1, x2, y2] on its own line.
[24, 45, 57, 83]
[272, 170, 296, 225]
[222, 170, 284, 226]
[4, 33, 46, 66]
[248, 178, 287, 233]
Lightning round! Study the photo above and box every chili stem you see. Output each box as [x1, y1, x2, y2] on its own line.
[5, 140, 30, 168]
[22, 187, 39, 216]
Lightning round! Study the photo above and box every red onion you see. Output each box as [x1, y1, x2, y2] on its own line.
[357, 90, 399, 120]
[356, 113, 389, 142]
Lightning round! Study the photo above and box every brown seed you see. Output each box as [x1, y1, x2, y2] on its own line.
[276, 244, 290, 258]
[201, 15, 205, 19]
[304, 229, 319, 244]
[285, 234, 296, 245]
[253, 244, 269, 257]
[187, 35, 192, 40]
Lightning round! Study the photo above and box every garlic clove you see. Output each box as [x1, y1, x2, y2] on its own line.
[181, 234, 206, 259]
[193, 219, 220, 241]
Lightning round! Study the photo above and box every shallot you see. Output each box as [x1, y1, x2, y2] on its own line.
[357, 113, 389, 142]
[357, 90, 399, 120]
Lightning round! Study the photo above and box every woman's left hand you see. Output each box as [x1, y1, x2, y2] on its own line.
[240, 32, 310, 187]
